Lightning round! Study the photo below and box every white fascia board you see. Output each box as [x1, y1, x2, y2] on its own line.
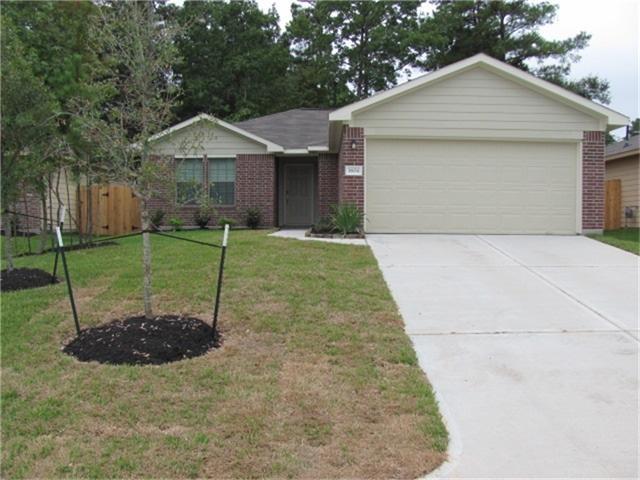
[148, 113, 284, 152]
[329, 53, 630, 128]
[307, 146, 330, 152]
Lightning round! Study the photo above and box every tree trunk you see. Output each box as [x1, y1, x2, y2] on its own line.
[4, 214, 14, 272]
[141, 200, 153, 319]
[38, 194, 48, 254]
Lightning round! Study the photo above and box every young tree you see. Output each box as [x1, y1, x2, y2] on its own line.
[1, 15, 58, 270]
[418, 0, 610, 103]
[77, 1, 179, 318]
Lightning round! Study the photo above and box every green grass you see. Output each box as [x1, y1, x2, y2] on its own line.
[1, 230, 447, 478]
[589, 228, 639, 254]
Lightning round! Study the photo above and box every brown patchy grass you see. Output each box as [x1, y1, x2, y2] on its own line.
[1, 230, 446, 478]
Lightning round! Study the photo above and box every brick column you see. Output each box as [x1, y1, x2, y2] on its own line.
[338, 126, 364, 210]
[318, 153, 339, 218]
[582, 131, 605, 232]
[236, 154, 276, 226]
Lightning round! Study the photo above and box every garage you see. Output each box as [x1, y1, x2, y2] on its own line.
[329, 55, 629, 234]
[365, 139, 579, 234]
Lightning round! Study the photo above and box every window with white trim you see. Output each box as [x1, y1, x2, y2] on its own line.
[208, 157, 235, 205]
[176, 158, 203, 205]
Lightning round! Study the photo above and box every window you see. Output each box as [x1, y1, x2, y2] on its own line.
[209, 157, 235, 205]
[176, 158, 203, 205]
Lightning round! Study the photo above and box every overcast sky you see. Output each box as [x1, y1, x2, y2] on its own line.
[254, 0, 639, 129]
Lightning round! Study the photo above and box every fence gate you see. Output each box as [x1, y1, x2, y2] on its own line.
[78, 185, 141, 236]
[604, 179, 622, 230]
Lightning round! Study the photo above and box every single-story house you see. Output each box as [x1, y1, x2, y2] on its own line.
[148, 53, 629, 234]
[605, 135, 639, 228]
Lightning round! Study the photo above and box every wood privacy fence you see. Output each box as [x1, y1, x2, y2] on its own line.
[604, 179, 622, 230]
[78, 185, 141, 236]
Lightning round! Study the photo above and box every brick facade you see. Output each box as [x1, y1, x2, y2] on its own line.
[148, 154, 277, 227]
[582, 131, 605, 231]
[3, 188, 43, 233]
[318, 153, 339, 218]
[338, 126, 365, 210]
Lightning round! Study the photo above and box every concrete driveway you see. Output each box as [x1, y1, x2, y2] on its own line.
[368, 235, 639, 478]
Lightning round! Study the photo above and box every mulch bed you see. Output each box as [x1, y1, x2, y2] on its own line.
[62, 315, 220, 366]
[15, 241, 119, 258]
[1, 268, 58, 292]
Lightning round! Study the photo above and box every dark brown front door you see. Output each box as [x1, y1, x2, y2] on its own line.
[284, 164, 314, 226]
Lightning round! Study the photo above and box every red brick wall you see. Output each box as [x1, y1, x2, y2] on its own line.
[236, 154, 276, 226]
[318, 153, 339, 218]
[338, 126, 364, 210]
[582, 131, 605, 231]
[148, 154, 277, 227]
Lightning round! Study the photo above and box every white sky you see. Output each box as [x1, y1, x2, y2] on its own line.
[256, 0, 639, 127]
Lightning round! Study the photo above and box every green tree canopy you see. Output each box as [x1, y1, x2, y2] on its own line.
[286, 0, 423, 104]
[418, 0, 610, 103]
[172, 0, 291, 121]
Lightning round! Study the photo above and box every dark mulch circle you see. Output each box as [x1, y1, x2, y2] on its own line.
[1, 267, 58, 292]
[62, 315, 220, 366]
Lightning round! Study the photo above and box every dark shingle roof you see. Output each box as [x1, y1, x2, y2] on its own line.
[234, 108, 333, 150]
[606, 134, 640, 159]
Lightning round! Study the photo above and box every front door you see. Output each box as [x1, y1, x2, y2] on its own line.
[284, 164, 314, 226]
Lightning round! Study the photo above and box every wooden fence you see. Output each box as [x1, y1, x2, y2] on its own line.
[78, 185, 141, 236]
[604, 179, 622, 230]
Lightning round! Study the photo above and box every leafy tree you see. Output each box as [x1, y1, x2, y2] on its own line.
[286, 1, 423, 102]
[75, 0, 180, 318]
[172, 0, 291, 121]
[1, 15, 58, 270]
[284, 2, 353, 107]
[629, 118, 640, 137]
[418, 0, 610, 103]
[3, 1, 104, 235]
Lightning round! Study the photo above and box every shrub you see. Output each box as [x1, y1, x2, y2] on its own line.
[168, 217, 183, 231]
[193, 194, 216, 229]
[311, 217, 335, 234]
[150, 210, 165, 230]
[245, 208, 261, 229]
[218, 217, 236, 227]
[330, 204, 363, 236]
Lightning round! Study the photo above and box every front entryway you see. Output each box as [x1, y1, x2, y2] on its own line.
[282, 163, 315, 226]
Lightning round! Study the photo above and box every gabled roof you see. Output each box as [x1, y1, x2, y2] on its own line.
[234, 108, 333, 150]
[606, 134, 640, 161]
[149, 113, 284, 152]
[329, 53, 629, 129]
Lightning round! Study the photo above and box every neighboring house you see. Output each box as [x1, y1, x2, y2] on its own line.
[148, 53, 629, 234]
[605, 135, 639, 227]
[5, 167, 81, 233]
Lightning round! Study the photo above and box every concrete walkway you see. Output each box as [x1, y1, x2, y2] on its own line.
[368, 235, 639, 478]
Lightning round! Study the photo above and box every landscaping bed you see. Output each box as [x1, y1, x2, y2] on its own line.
[1, 267, 58, 292]
[1, 230, 446, 478]
[63, 315, 218, 365]
[305, 228, 365, 239]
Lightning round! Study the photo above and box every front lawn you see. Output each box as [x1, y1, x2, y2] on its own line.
[589, 228, 639, 254]
[1, 230, 446, 478]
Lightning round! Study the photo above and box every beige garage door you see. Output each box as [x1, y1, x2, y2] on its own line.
[365, 139, 578, 234]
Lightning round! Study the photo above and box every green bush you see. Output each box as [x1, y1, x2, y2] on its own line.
[218, 217, 236, 227]
[311, 217, 335, 234]
[168, 217, 183, 231]
[193, 194, 216, 229]
[245, 208, 261, 229]
[150, 210, 165, 230]
[330, 204, 363, 236]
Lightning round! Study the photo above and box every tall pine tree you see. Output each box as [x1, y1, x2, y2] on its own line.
[418, 0, 610, 103]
